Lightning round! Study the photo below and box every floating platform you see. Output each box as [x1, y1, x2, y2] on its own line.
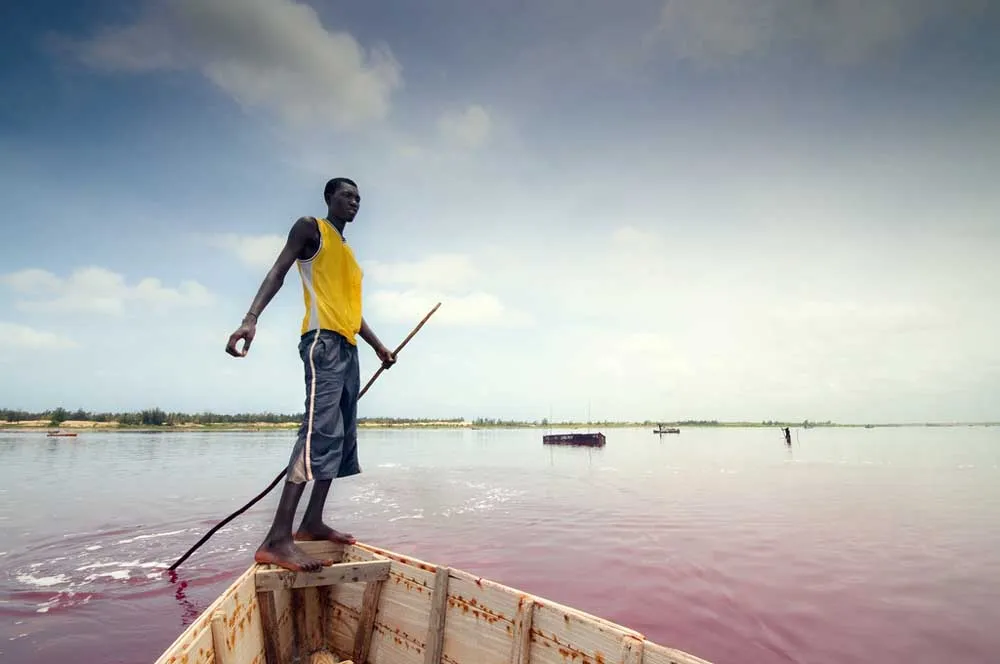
[154, 540, 712, 664]
[541, 432, 606, 447]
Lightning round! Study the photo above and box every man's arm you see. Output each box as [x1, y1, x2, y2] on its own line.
[360, 317, 396, 368]
[225, 217, 316, 357]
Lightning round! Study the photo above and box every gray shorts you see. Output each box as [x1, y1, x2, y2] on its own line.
[286, 329, 362, 484]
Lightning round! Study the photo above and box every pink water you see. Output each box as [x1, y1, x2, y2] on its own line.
[1, 426, 999, 663]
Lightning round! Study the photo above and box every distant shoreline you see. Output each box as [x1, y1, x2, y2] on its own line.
[2, 419, 996, 433]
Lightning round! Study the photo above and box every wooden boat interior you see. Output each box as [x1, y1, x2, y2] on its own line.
[155, 540, 710, 664]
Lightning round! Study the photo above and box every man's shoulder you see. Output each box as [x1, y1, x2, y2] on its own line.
[289, 216, 321, 238]
[292, 215, 319, 228]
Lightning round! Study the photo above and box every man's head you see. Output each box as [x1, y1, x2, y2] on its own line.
[324, 177, 360, 223]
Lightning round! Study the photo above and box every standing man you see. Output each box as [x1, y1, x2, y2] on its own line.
[225, 177, 396, 572]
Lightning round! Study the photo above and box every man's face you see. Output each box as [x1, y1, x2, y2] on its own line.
[329, 183, 360, 222]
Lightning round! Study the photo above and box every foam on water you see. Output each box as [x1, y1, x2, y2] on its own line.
[115, 529, 188, 545]
[0, 521, 206, 620]
[15, 574, 70, 588]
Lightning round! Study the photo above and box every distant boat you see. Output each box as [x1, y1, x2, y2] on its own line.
[542, 432, 606, 447]
[653, 424, 680, 434]
[46, 431, 78, 438]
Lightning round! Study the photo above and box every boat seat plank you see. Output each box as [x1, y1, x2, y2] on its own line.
[256, 560, 391, 592]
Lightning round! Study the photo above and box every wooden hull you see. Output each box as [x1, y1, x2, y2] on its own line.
[541, 432, 606, 447]
[155, 541, 711, 664]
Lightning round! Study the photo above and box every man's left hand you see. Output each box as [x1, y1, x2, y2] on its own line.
[376, 345, 396, 369]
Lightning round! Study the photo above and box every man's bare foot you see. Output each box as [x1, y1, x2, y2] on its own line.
[294, 522, 357, 545]
[254, 538, 329, 572]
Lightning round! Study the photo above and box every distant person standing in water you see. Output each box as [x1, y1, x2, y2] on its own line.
[783, 427, 792, 446]
[224, 177, 396, 573]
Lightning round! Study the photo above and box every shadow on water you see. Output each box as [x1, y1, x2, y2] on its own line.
[546, 444, 603, 467]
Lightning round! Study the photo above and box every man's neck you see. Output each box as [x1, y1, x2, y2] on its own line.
[324, 214, 347, 238]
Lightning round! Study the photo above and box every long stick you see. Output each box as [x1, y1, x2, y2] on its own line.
[167, 303, 441, 572]
[359, 302, 441, 398]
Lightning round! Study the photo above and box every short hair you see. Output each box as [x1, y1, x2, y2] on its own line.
[324, 177, 357, 202]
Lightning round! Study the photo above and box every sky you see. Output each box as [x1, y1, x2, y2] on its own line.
[1, 0, 999, 424]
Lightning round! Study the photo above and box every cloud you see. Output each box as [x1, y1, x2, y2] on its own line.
[365, 254, 477, 290]
[0, 322, 78, 350]
[367, 289, 531, 327]
[437, 105, 492, 150]
[206, 233, 285, 270]
[651, 0, 989, 65]
[0, 268, 62, 292]
[493, 217, 1000, 419]
[1, 267, 213, 315]
[56, 0, 402, 129]
[364, 253, 529, 326]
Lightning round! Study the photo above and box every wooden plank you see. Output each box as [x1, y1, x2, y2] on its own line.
[347, 556, 519, 664]
[212, 583, 265, 664]
[423, 566, 450, 664]
[368, 618, 426, 664]
[274, 586, 298, 663]
[158, 542, 715, 664]
[325, 587, 362, 657]
[156, 566, 257, 664]
[292, 588, 308, 660]
[439, 567, 519, 664]
[304, 586, 326, 654]
[256, 560, 391, 592]
[353, 579, 385, 664]
[363, 561, 435, 651]
[355, 543, 442, 578]
[529, 598, 642, 664]
[327, 547, 400, 660]
[642, 642, 715, 664]
[317, 585, 333, 652]
[447, 568, 521, 625]
[509, 596, 534, 664]
[164, 624, 215, 664]
[295, 539, 348, 560]
[210, 611, 235, 664]
[621, 636, 645, 664]
[257, 590, 281, 664]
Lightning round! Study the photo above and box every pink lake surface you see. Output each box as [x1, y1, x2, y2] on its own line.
[1, 426, 999, 663]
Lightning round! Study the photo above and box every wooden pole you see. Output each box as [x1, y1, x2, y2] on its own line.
[167, 303, 442, 572]
[360, 301, 441, 399]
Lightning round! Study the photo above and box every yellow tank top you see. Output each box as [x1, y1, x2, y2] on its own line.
[297, 218, 363, 344]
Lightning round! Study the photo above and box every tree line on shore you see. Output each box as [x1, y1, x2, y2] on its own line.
[0, 407, 467, 427]
[1, 407, 844, 428]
